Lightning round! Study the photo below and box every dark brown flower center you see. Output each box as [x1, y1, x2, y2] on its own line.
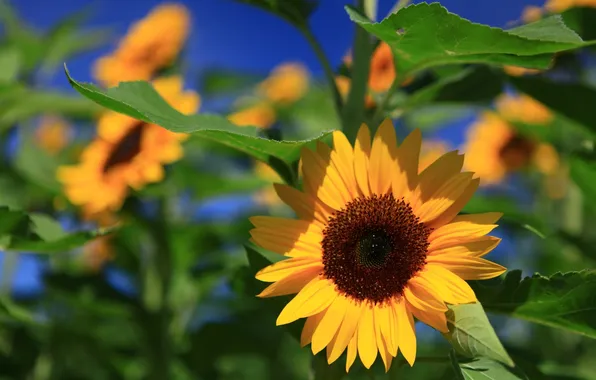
[102, 123, 145, 173]
[499, 134, 535, 171]
[321, 193, 431, 305]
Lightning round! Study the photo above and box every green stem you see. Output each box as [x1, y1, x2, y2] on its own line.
[299, 26, 344, 120]
[0, 251, 18, 296]
[388, 0, 411, 15]
[144, 198, 173, 380]
[341, 0, 373, 143]
[371, 79, 399, 127]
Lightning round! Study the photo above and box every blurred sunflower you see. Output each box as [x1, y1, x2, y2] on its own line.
[93, 3, 190, 87]
[463, 94, 559, 186]
[35, 115, 72, 155]
[250, 120, 505, 372]
[83, 236, 114, 271]
[58, 76, 200, 216]
[546, 0, 596, 13]
[228, 62, 309, 128]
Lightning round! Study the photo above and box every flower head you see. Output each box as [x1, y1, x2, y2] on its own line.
[57, 76, 199, 215]
[35, 115, 72, 155]
[257, 63, 309, 105]
[93, 3, 190, 87]
[250, 120, 505, 372]
[228, 101, 276, 128]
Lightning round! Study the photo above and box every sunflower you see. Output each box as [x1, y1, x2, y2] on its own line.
[57, 76, 200, 216]
[257, 63, 309, 105]
[545, 0, 596, 13]
[93, 3, 190, 87]
[228, 101, 277, 128]
[250, 120, 505, 372]
[462, 97, 559, 186]
[35, 115, 72, 155]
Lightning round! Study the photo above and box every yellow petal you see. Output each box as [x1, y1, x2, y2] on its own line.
[301, 148, 351, 210]
[404, 281, 447, 312]
[426, 255, 506, 280]
[301, 311, 325, 347]
[346, 327, 359, 372]
[354, 124, 372, 197]
[327, 299, 362, 364]
[407, 303, 449, 333]
[249, 218, 323, 258]
[396, 128, 422, 192]
[429, 237, 501, 258]
[375, 305, 397, 361]
[357, 304, 378, 369]
[257, 265, 322, 297]
[428, 179, 480, 229]
[273, 183, 333, 225]
[311, 295, 349, 354]
[416, 172, 474, 223]
[394, 300, 416, 366]
[428, 212, 502, 251]
[276, 278, 337, 325]
[415, 151, 464, 205]
[369, 119, 398, 195]
[256, 256, 322, 282]
[419, 265, 477, 304]
[375, 307, 394, 373]
[331, 131, 359, 199]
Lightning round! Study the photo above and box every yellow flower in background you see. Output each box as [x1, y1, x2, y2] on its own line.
[257, 63, 309, 105]
[58, 76, 200, 215]
[521, 5, 544, 23]
[228, 101, 276, 128]
[83, 236, 114, 271]
[253, 161, 283, 206]
[418, 140, 450, 173]
[545, 0, 596, 13]
[368, 42, 396, 93]
[35, 116, 72, 155]
[502, 65, 542, 77]
[93, 3, 190, 87]
[495, 94, 553, 125]
[251, 120, 505, 372]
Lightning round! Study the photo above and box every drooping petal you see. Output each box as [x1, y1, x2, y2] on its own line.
[375, 307, 394, 373]
[394, 300, 416, 366]
[276, 278, 337, 325]
[257, 265, 322, 297]
[354, 124, 372, 197]
[404, 281, 447, 312]
[311, 295, 349, 354]
[428, 212, 502, 251]
[428, 237, 501, 258]
[375, 305, 396, 357]
[274, 183, 333, 225]
[407, 303, 449, 333]
[416, 173, 476, 224]
[357, 304, 378, 369]
[326, 299, 363, 364]
[419, 265, 477, 304]
[368, 119, 398, 195]
[256, 256, 322, 282]
[301, 311, 325, 347]
[346, 327, 359, 372]
[427, 255, 506, 280]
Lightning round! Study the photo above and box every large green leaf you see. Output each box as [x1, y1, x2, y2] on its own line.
[0, 48, 20, 83]
[404, 66, 504, 109]
[233, 0, 318, 27]
[471, 270, 596, 339]
[64, 67, 333, 167]
[561, 7, 596, 41]
[444, 303, 514, 367]
[347, 3, 586, 80]
[569, 156, 596, 208]
[509, 75, 596, 136]
[0, 206, 115, 253]
[454, 358, 528, 380]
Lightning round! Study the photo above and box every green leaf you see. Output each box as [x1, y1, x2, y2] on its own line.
[561, 7, 596, 41]
[459, 358, 528, 380]
[471, 270, 596, 339]
[233, 0, 318, 27]
[404, 66, 504, 109]
[444, 303, 514, 367]
[64, 67, 334, 167]
[509, 75, 596, 136]
[449, 350, 466, 380]
[569, 156, 596, 207]
[462, 195, 547, 238]
[200, 69, 263, 96]
[13, 135, 64, 194]
[0, 87, 100, 129]
[347, 3, 585, 80]
[0, 48, 20, 83]
[0, 206, 116, 253]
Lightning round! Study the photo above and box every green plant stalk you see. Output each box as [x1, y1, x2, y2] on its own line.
[364, 0, 378, 21]
[371, 79, 400, 128]
[341, 0, 373, 143]
[299, 26, 344, 120]
[0, 251, 18, 295]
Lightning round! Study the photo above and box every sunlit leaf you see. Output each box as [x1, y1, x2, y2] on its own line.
[444, 303, 514, 367]
[347, 3, 586, 80]
[457, 358, 528, 380]
[64, 67, 334, 168]
[472, 270, 596, 339]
